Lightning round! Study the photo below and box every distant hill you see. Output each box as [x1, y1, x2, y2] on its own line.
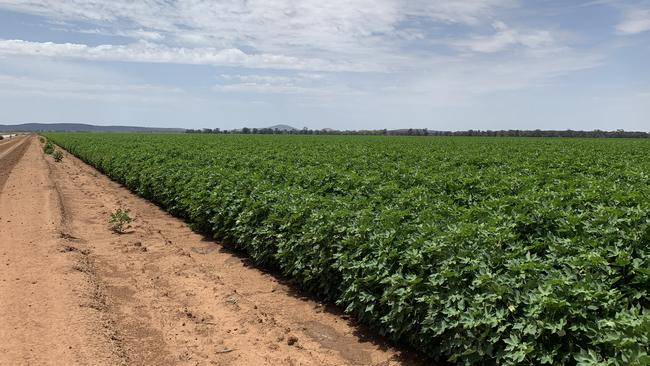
[267, 124, 297, 131]
[0, 123, 185, 133]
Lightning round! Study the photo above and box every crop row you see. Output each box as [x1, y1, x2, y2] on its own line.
[45, 133, 650, 365]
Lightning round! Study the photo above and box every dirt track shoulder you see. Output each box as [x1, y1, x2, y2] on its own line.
[0, 137, 122, 365]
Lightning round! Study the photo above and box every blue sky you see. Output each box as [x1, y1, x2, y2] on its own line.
[0, 0, 648, 131]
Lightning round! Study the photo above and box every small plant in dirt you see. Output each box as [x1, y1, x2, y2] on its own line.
[39, 136, 45, 143]
[43, 141, 54, 154]
[52, 150, 63, 162]
[108, 208, 132, 234]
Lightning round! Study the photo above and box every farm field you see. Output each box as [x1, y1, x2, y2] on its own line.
[1, 135, 418, 366]
[42, 133, 650, 365]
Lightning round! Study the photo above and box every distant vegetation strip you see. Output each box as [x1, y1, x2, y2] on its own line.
[44, 133, 650, 365]
[187, 127, 650, 138]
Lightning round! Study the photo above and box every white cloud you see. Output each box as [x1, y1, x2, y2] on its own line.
[0, 73, 183, 102]
[616, 8, 650, 34]
[0, 39, 370, 72]
[213, 82, 319, 95]
[118, 29, 165, 41]
[452, 21, 555, 53]
[402, 1, 516, 25]
[76, 28, 165, 41]
[377, 48, 604, 106]
[218, 73, 324, 84]
[0, 0, 514, 58]
[213, 72, 352, 96]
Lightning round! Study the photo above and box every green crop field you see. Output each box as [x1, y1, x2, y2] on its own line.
[44, 133, 649, 365]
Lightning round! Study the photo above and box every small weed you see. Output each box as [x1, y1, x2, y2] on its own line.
[52, 150, 63, 162]
[108, 208, 132, 234]
[43, 141, 54, 154]
[39, 136, 45, 143]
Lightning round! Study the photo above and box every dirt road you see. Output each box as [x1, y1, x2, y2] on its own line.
[0, 136, 422, 366]
[0, 136, 119, 365]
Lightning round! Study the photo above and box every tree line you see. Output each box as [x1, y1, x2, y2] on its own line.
[185, 128, 649, 138]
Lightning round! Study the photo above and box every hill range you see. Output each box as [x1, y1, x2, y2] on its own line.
[0, 123, 185, 133]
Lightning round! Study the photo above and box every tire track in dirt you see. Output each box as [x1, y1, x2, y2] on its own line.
[0, 136, 29, 192]
[0, 137, 123, 365]
[0, 136, 26, 151]
[0, 136, 23, 149]
[46, 141, 427, 365]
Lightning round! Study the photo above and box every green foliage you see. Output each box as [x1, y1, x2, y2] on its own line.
[44, 133, 650, 365]
[43, 140, 54, 154]
[108, 208, 132, 233]
[52, 150, 63, 162]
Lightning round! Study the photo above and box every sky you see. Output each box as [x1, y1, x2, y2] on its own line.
[0, 0, 648, 131]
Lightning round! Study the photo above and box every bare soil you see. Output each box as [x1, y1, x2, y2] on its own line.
[0, 136, 425, 366]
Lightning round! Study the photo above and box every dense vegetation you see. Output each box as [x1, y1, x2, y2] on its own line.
[44, 133, 650, 365]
